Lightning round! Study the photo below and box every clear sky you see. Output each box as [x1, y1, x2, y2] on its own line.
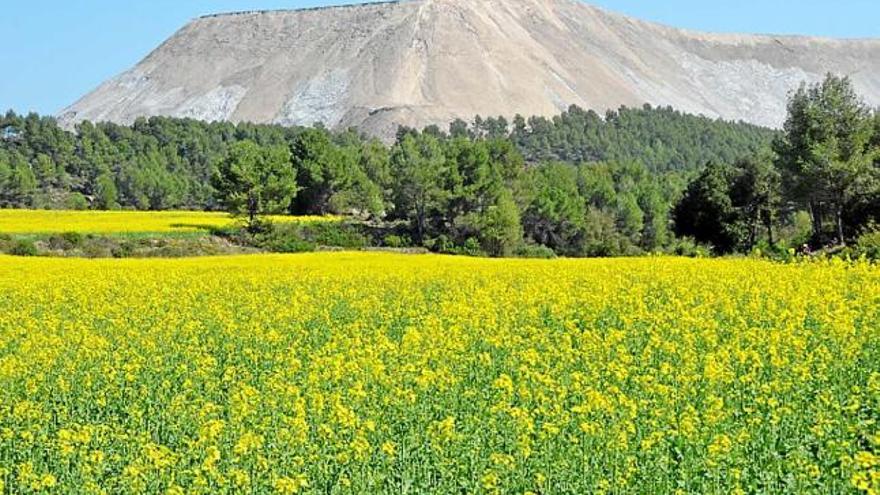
[2, 0, 877, 116]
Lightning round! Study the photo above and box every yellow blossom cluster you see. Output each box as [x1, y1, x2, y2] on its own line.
[0, 253, 878, 493]
[0, 209, 339, 234]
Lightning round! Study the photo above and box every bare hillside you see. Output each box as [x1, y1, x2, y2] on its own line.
[59, 0, 880, 138]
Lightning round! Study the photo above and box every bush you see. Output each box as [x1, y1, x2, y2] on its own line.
[264, 236, 317, 254]
[854, 230, 880, 260]
[253, 225, 317, 253]
[667, 237, 712, 258]
[515, 244, 557, 259]
[0, 234, 12, 252]
[383, 234, 410, 248]
[431, 236, 485, 257]
[82, 241, 112, 259]
[64, 193, 90, 210]
[253, 222, 368, 253]
[9, 239, 38, 257]
[306, 222, 369, 249]
[47, 232, 85, 251]
[111, 241, 136, 259]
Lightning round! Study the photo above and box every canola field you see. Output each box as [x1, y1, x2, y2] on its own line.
[0, 209, 336, 235]
[0, 253, 879, 494]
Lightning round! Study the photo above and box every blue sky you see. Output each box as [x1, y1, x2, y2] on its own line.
[2, 0, 877, 116]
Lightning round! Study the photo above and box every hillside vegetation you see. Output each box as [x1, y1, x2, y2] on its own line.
[3, 75, 880, 259]
[0, 105, 774, 257]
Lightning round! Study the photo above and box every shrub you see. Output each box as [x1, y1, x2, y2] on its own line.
[47, 232, 85, 251]
[383, 234, 410, 249]
[64, 193, 90, 211]
[668, 237, 712, 258]
[112, 242, 136, 259]
[432, 236, 485, 257]
[0, 233, 12, 252]
[265, 237, 317, 254]
[306, 223, 369, 249]
[515, 244, 557, 259]
[854, 230, 880, 260]
[254, 225, 317, 253]
[82, 241, 112, 259]
[9, 239, 38, 257]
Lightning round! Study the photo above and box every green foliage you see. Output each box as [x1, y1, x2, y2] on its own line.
[853, 229, 880, 260]
[431, 235, 484, 257]
[0, 150, 37, 207]
[111, 241, 136, 259]
[94, 173, 119, 210]
[64, 192, 90, 210]
[8, 239, 38, 257]
[581, 206, 634, 257]
[251, 222, 369, 253]
[509, 104, 776, 172]
[303, 222, 369, 249]
[522, 162, 586, 255]
[467, 190, 523, 257]
[674, 74, 880, 259]
[0, 106, 771, 258]
[514, 243, 557, 259]
[730, 155, 781, 246]
[578, 161, 677, 253]
[390, 133, 449, 243]
[254, 227, 318, 253]
[666, 237, 712, 258]
[213, 140, 298, 228]
[673, 162, 743, 254]
[382, 234, 410, 249]
[673, 158, 783, 254]
[774, 74, 878, 244]
[47, 232, 84, 251]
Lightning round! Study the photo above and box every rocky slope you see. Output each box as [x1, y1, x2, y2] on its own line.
[59, 0, 880, 138]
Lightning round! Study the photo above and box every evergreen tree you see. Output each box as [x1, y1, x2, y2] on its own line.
[730, 156, 781, 246]
[774, 74, 877, 244]
[522, 162, 586, 255]
[390, 132, 448, 243]
[213, 140, 298, 229]
[673, 162, 742, 254]
[94, 173, 119, 210]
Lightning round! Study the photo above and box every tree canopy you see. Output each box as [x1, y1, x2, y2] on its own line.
[213, 140, 298, 228]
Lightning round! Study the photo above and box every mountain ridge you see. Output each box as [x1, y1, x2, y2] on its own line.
[59, 0, 880, 139]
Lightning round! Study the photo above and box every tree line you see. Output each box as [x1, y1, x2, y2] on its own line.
[0, 104, 773, 256]
[7, 80, 878, 258]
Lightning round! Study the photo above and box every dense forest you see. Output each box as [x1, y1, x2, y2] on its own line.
[2, 76, 879, 257]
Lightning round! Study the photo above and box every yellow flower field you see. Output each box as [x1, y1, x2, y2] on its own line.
[0, 253, 879, 494]
[0, 209, 338, 234]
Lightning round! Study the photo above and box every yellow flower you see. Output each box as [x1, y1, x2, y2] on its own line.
[856, 451, 878, 469]
[274, 474, 309, 494]
[381, 441, 397, 457]
[233, 432, 264, 457]
[40, 474, 57, 489]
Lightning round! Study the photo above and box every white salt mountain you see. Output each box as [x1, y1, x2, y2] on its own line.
[59, 0, 880, 139]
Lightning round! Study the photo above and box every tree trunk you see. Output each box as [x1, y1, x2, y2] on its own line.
[809, 201, 821, 239]
[248, 194, 258, 230]
[837, 207, 846, 246]
[415, 204, 425, 245]
[749, 215, 758, 250]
